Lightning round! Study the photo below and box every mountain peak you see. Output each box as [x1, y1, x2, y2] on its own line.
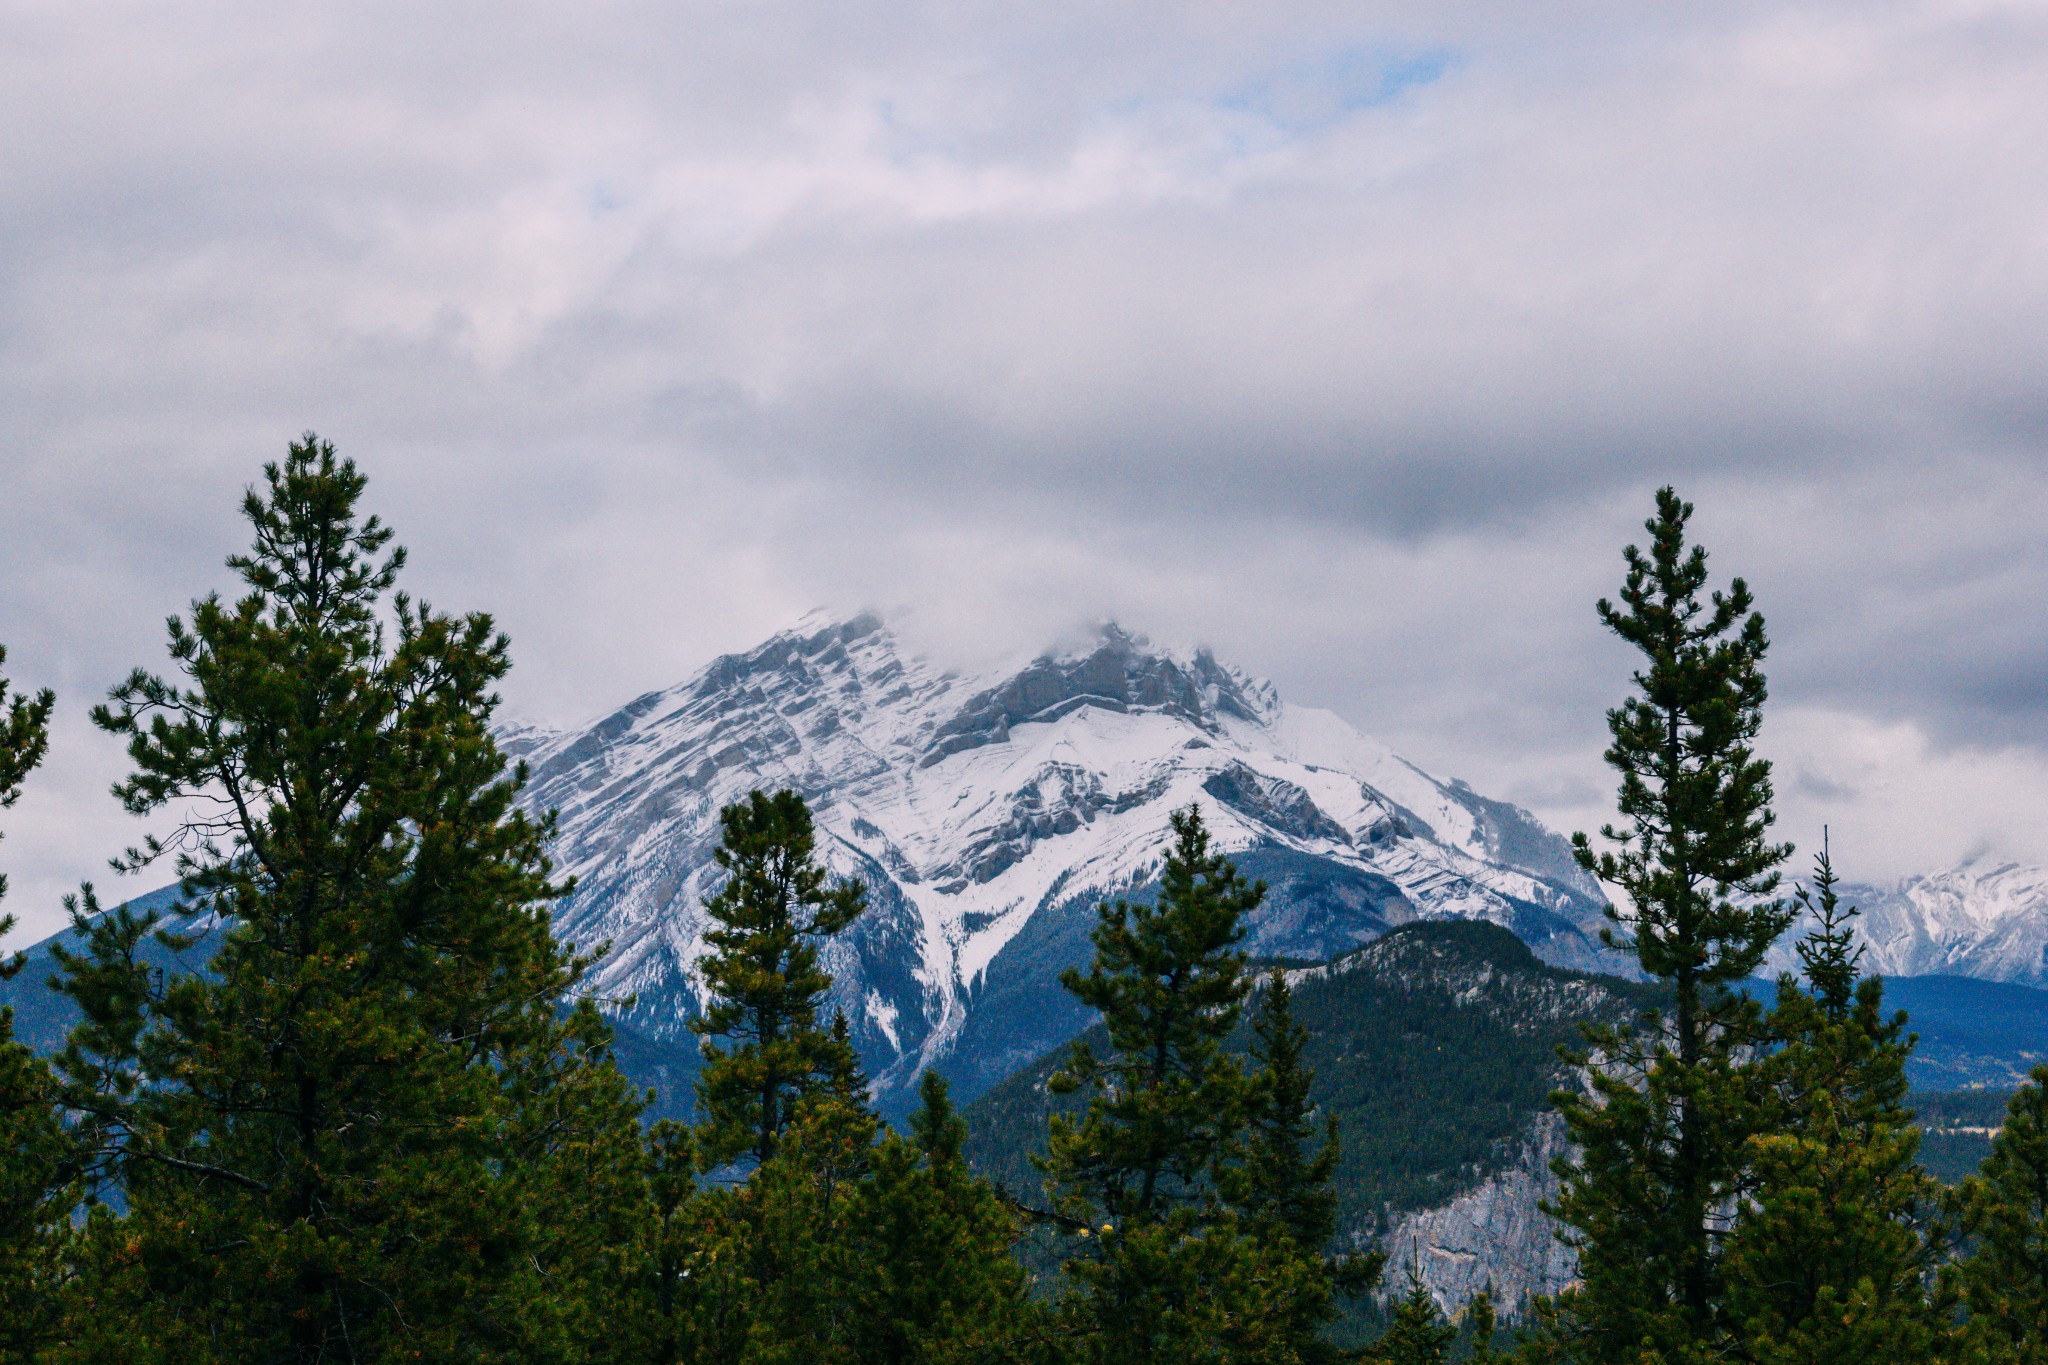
[921, 622, 1275, 769]
[502, 610, 1615, 1108]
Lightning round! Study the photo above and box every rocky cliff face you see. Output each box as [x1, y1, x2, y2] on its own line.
[962, 919, 1654, 1319]
[510, 612, 1617, 1107]
[1372, 1111, 1578, 1314]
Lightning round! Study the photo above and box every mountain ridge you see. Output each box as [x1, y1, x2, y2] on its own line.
[505, 611, 1620, 1107]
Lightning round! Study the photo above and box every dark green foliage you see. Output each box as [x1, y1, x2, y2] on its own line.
[736, 1073, 1040, 1365]
[842, 1072, 1038, 1364]
[692, 789, 867, 1171]
[1226, 972, 1382, 1358]
[629, 1119, 700, 1364]
[1234, 972, 1343, 1253]
[739, 1089, 882, 1362]
[1569, 486, 1792, 994]
[667, 789, 1038, 1365]
[0, 1017, 67, 1365]
[45, 437, 646, 1362]
[1363, 1274, 1457, 1364]
[1541, 487, 1793, 1360]
[1045, 806, 1259, 1228]
[967, 922, 1655, 1250]
[1721, 844, 1946, 1362]
[1913, 1089, 2011, 1185]
[1039, 807, 1262, 1361]
[1038, 807, 1364, 1364]
[1949, 1066, 2048, 1362]
[0, 643, 53, 934]
[0, 641, 63, 1365]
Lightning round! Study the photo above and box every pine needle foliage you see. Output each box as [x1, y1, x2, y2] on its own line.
[44, 436, 646, 1363]
[1041, 806, 1360, 1364]
[846, 1071, 1038, 1365]
[1539, 487, 1794, 1361]
[1722, 841, 1947, 1362]
[736, 1072, 1040, 1365]
[692, 789, 867, 1172]
[1949, 1066, 2048, 1362]
[1226, 972, 1382, 1360]
[0, 644, 52, 932]
[1363, 1274, 1457, 1365]
[0, 642, 62, 1365]
[1235, 973, 1342, 1253]
[1045, 806, 1259, 1230]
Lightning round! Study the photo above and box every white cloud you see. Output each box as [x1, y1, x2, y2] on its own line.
[4, 0, 2048, 942]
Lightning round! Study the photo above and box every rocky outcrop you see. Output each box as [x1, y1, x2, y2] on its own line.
[1372, 1111, 1578, 1316]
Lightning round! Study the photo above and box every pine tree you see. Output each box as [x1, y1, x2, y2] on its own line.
[1041, 805, 1272, 1363]
[629, 1119, 703, 1365]
[0, 643, 62, 1365]
[1227, 972, 1381, 1361]
[741, 1080, 879, 1363]
[45, 436, 646, 1363]
[691, 789, 867, 1172]
[842, 1071, 1038, 1365]
[0, 643, 53, 934]
[1539, 487, 1794, 1360]
[1364, 1273, 1457, 1365]
[1721, 842, 1945, 1363]
[1949, 1066, 2048, 1362]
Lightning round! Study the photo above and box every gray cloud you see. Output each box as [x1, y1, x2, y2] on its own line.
[3, 0, 2047, 940]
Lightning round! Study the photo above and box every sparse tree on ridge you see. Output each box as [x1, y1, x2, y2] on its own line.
[0, 644, 62, 1365]
[1535, 487, 1794, 1361]
[44, 436, 647, 1363]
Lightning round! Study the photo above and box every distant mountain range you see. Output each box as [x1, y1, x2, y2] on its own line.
[6, 611, 2045, 1314]
[1771, 861, 2048, 988]
[7, 612, 2048, 1114]
[499, 612, 1622, 1110]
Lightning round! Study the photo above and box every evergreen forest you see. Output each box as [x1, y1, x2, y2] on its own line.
[4, 440, 2048, 1363]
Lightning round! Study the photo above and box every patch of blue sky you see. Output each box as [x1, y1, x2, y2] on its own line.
[875, 98, 972, 171]
[1212, 44, 1458, 139]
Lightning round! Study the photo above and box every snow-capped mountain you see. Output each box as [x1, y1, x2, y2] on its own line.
[511, 612, 1614, 1107]
[1770, 861, 2048, 988]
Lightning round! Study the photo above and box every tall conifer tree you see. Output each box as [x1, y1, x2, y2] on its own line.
[843, 1071, 1039, 1365]
[1227, 972, 1380, 1361]
[1722, 842, 1944, 1362]
[1949, 1066, 2048, 1362]
[1538, 487, 1793, 1360]
[1043, 805, 1334, 1363]
[1364, 1276, 1457, 1365]
[46, 436, 645, 1363]
[0, 644, 61, 1365]
[691, 789, 866, 1172]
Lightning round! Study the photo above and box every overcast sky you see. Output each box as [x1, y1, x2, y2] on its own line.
[4, 0, 2046, 944]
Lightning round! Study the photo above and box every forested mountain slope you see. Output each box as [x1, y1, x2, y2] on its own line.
[963, 920, 1662, 1312]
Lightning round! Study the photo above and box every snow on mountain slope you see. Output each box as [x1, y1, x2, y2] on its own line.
[513, 612, 1615, 1107]
[1769, 861, 2048, 988]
